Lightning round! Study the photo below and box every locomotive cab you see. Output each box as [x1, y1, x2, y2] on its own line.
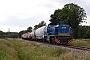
[47, 22, 73, 45]
[56, 24, 73, 44]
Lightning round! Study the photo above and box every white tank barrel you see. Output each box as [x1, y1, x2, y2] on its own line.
[35, 26, 47, 39]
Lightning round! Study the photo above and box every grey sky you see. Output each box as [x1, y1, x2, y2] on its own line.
[0, 0, 90, 32]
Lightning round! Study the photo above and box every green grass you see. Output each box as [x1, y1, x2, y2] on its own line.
[0, 38, 90, 60]
[70, 39, 90, 48]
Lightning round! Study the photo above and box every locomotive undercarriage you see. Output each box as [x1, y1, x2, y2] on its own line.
[44, 35, 72, 45]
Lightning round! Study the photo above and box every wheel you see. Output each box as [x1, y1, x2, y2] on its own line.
[43, 36, 47, 42]
[51, 37, 55, 45]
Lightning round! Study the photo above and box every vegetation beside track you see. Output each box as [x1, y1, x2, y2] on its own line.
[70, 39, 90, 48]
[0, 38, 90, 60]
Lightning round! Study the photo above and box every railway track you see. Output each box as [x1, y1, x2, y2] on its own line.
[42, 42, 90, 52]
[66, 45, 90, 51]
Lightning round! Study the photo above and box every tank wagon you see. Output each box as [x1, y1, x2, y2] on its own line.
[22, 32, 32, 40]
[22, 22, 73, 45]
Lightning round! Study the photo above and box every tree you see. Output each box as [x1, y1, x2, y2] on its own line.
[78, 26, 87, 38]
[34, 25, 38, 30]
[19, 30, 27, 38]
[34, 21, 46, 30]
[49, 9, 62, 23]
[26, 26, 32, 32]
[0, 30, 4, 38]
[49, 3, 87, 39]
[38, 21, 46, 28]
[86, 26, 90, 38]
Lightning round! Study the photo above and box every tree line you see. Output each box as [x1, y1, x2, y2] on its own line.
[0, 3, 90, 39]
[0, 31, 19, 38]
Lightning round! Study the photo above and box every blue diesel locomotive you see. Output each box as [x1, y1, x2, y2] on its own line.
[44, 22, 72, 44]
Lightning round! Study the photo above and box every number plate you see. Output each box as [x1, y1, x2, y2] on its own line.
[62, 27, 66, 29]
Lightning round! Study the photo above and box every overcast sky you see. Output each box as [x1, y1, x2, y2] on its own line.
[0, 0, 90, 32]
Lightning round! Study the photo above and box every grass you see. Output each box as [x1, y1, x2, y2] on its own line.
[0, 38, 90, 60]
[70, 39, 90, 48]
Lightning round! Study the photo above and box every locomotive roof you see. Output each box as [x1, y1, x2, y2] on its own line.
[48, 22, 60, 25]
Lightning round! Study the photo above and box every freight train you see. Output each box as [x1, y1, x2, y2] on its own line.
[22, 22, 73, 45]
